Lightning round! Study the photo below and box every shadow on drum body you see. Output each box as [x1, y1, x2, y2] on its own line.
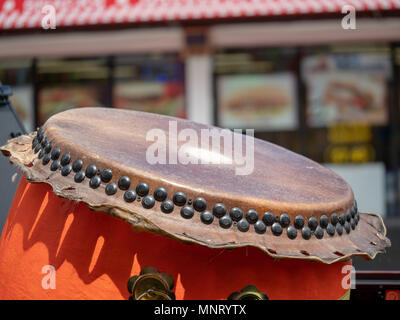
[0, 177, 350, 300]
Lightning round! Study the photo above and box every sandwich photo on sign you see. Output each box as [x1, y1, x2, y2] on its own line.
[217, 73, 298, 131]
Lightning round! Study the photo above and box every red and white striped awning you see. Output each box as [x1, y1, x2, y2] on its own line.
[0, 0, 399, 30]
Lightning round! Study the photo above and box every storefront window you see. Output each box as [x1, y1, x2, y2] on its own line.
[301, 44, 392, 219]
[214, 48, 298, 130]
[37, 57, 109, 125]
[213, 47, 301, 153]
[301, 45, 392, 164]
[113, 53, 185, 118]
[302, 48, 390, 127]
[0, 59, 34, 132]
[214, 44, 395, 220]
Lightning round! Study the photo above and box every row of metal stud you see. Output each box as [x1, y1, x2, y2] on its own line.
[32, 128, 359, 240]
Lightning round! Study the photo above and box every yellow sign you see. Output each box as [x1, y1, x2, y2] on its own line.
[325, 124, 375, 163]
[327, 124, 372, 144]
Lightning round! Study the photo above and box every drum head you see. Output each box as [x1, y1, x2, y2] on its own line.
[1, 108, 390, 263]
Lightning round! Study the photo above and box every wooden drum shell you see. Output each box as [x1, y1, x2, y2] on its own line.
[0, 178, 351, 300]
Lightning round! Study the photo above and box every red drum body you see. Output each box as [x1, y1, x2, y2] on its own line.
[0, 178, 351, 300]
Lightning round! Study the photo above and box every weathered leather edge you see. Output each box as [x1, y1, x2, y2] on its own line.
[1, 134, 391, 265]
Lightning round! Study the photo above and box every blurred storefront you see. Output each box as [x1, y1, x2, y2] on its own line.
[0, 0, 400, 269]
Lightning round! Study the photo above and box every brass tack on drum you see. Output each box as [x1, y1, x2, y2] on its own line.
[42, 153, 51, 165]
[85, 164, 97, 178]
[51, 147, 61, 160]
[32, 137, 38, 149]
[74, 170, 85, 183]
[219, 215, 233, 229]
[173, 191, 186, 206]
[50, 160, 60, 171]
[294, 215, 305, 229]
[100, 168, 113, 183]
[136, 182, 149, 196]
[212, 203, 226, 218]
[180, 205, 194, 219]
[271, 222, 283, 236]
[308, 217, 318, 231]
[344, 221, 351, 234]
[336, 223, 343, 236]
[302, 226, 312, 240]
[60, 153, 71, 166]
[339, 213, 346, 225]
[38, 149, 45, 159]
[262, 211, 274, 226]
[37, 127, 44, 142]
[200, 210, 213, 224]
[237, 218, 250, 232]
[326, 223, 335, 236]
[154, 187, 167, 201]
[41, 137, 48, 147]
[315, 226, 324, 239]
[124, 190, 137, 203]
[61, 164, 72, 176]
[44, 141, 53, 154]
[105, 182, 118, 195]
[161, 200, 174, 214]
[72, 159, 83, 172]
[34, 143, 41, 154]
[142, 195, 155, 209]
[118, 176, 131, 191]
[320, 215, 329, 228]
[246, 209, 258, 224]
[351, 219, 356, 230]
[346, 210, 352, 222]
[331, 213, 339, 225]
[287, 226, 297, 239]
[279, 213, 290, 228]
[89, 176, 101, 189]
[193, 197, 207, 212]
[229, 207, 243, 222]
[254, 220, 266, 234]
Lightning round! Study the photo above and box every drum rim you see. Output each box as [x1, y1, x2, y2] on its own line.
[0, 109, 391, 264]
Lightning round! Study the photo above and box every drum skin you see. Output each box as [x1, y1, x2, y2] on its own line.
[0, 178, 351, 300]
